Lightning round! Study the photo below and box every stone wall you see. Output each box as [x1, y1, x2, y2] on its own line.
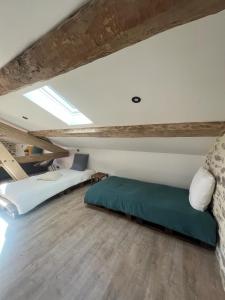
[205, 135, 225, 289]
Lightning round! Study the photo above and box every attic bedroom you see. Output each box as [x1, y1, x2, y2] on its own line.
[0, 1, 225, 299]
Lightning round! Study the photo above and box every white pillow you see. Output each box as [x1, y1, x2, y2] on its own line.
[189, 167, 215, 212]
[37, 172, 62, 181]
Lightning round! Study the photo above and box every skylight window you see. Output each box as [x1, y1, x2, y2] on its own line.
[24, 86, 92, 125]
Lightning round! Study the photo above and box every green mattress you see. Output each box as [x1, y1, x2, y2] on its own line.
[84, 176, 217, 246]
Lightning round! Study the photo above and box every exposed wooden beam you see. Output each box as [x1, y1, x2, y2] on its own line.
[0, 142, 28, 180]
[15, 152, 68, 164]
[30, 122, 225, 138]
[0, 0, 224, 95]
[0, 121, 68, 154]
[0, 122, 68, 180]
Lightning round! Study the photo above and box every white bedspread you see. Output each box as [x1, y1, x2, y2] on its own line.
[0, 169, 94, 215]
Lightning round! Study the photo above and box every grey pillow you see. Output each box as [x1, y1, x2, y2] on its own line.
[71, 153, 89, 171]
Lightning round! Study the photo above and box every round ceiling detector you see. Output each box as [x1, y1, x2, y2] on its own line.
[132, 96, 141, 103]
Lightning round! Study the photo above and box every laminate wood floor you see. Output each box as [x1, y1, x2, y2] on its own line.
[0, 185, 224, 300]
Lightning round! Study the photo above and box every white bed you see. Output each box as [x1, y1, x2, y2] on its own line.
[0, 169, 94, 216]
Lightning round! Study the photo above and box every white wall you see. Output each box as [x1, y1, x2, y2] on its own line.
[55, 148, 204, 189]
[51, 137, 216, 156]
[0, 0, 87, 68]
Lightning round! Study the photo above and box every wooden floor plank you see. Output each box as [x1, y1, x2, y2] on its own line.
[0, 185, 224, 300]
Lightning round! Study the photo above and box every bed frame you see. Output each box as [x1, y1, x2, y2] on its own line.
[86, 203, 216, 250]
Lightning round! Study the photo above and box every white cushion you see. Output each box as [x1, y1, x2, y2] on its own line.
[189, 167, 215, 212]
[37, 171, 62, 181]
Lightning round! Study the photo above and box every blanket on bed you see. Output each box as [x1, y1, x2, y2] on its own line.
[85, 176, 217, 246]
[0, 169, 94, 215]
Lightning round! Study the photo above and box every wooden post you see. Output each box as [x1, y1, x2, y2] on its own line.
[0, 121, 69, 180]
[0, 142, 28, 180]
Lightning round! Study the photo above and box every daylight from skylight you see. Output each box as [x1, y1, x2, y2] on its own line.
[0, 217, 8, 254]
[24, 86, 92, 125]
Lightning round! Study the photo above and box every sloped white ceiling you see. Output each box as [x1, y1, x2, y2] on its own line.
[0, 0, 87, 68]
[0, 4, 224, 155]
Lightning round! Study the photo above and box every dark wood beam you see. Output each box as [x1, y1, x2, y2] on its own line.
[0, 0, 225, 95]
[30, 122, 225, 138]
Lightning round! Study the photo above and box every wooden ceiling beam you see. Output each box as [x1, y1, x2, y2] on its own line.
[0, 122, 68, 180]
[15, 152, 68, 164]
[0, 151, 68, 179]
[0, 121, 68, 154]
[0, 0, 225, 95]
[0, 142, 28, 180]
[30, 122, 225, 138]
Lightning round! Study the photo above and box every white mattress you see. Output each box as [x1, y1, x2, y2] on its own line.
[0, 169, 94, 215]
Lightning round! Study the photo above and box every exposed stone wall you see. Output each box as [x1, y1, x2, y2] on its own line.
[205, 135, 225, 289]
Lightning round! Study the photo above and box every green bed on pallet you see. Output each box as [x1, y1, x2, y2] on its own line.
[84, 176, 217, 246]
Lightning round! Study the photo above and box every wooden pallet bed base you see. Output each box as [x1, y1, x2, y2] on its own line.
[85, 203, 216, 250]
